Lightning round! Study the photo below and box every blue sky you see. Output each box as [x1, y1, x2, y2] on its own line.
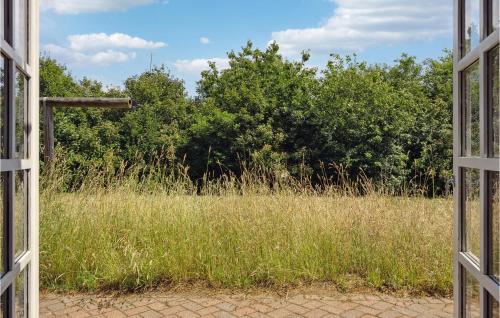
[41, 0, 453, 96]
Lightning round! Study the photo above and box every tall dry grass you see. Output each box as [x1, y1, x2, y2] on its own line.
[40, 157, 453, 295]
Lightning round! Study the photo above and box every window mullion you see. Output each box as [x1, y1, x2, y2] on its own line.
[6, 0, 15, 315]
[6, 172, 13, 317]
[454, 1, 464, 317]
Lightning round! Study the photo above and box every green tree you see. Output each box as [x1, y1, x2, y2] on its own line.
[119, 66, 192, 166]
[189, 42, 318, 179]
[314, 55, 411, 188]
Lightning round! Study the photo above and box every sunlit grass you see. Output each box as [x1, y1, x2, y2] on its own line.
[40, 179, 453, 295]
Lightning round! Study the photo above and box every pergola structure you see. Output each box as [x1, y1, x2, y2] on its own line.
[41, 97, 132, 161]
[453, 0, 499, 317]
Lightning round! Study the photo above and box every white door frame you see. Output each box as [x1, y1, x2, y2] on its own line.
[453, 0, 499, 317]
[0, 0, 39, 316]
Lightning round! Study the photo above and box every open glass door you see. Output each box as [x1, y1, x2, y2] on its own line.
[454, 0, 499, 316]
[0, 0, 39, 317]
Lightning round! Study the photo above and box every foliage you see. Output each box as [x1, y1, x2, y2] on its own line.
[315, 55, 412, 189]
[119, 67, 191, 165]
[187, 42, 318, 179]
[39, 44, 453, 194]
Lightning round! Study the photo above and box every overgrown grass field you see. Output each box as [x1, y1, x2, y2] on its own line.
[40, 166, 453, 296]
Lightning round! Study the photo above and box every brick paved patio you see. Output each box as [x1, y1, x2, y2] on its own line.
[40, 290, 453, 318]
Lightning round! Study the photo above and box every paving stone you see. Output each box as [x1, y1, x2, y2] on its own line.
[260, 299, 286, 309]
[304, 308, 329, 318]
[248, 312, 271, 318]
[418, 314, 440, 318]
[286, 304, 310, 315]
[197, 306, 220, 316]
[89, 308, 115, 316]
[370, 302, 393, 311]
[198, 299, 222, 307]
[40, 291, 452, 318]
[340, 309, 364, 318]
[378, 310, 402, 318]
[183, 301, 205, 312]
[103, 310, 126, 318]
[68, 311, 91, 318]
[160, 305, 186, 316]
[302, 301, 325, 309]
[355, 305, 381, 316]
[287, 296, 308, 306]
[320, 304, 344, 315]
[252, 303, 274, 313]
[268, 308, 293, 318]
[147, 302, 168, 312]
[354, 301, 377, 307]
[233, 306, 255, 316]
[177, 310, 201, 318]
[394, 307, 419, 317]
[216, 302, 237, 312]
[335, 302, 358, 311]
[140, 310, 163, 318]
[124, 306, 150, 316]
[212, 311, 237, 318]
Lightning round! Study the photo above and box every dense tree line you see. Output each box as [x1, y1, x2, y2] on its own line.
[40, 42, 453, 194]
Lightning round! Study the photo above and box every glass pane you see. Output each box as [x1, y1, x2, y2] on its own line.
[14, 0, 28, 61]
[0, 56, 5, 159]
[14, 171, 26, 258]
[15, 71, 26, 159]
[490, 0, 499, 34]
[3, 0, 9, 46]
[0, 173, 4, 276]
[463, 61, 481, 157]
[489, 294, 499, 318]
[464, 270, 481, 318]
[464, 168, 481, 261]
[464, 0, 480, 55]
[15, 269, 26, 318]
[1, 293, 7, 317]
[0, 0, 3, 40]
[489, 46, 500, 158]
[490, 172, 500, 282]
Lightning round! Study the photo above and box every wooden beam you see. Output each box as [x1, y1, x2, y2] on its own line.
[41, 97, 132, 109]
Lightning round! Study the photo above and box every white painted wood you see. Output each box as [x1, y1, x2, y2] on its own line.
[28, 0, 40, 317]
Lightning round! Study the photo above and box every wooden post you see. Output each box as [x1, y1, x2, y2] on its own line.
[42, 98, 55, 162]
[41, 97, 132, 162]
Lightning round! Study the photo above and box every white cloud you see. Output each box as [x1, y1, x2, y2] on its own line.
[271, 0, 452, 56]
[41, 0, 158, 14]
[43, 44, 137, 66]
[43, 32, 164, 66]
[200, 37, 211, 45]
[174, 58, 230, 75]
[69, 33, 166, 51]
[89, 50, 137, 65]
